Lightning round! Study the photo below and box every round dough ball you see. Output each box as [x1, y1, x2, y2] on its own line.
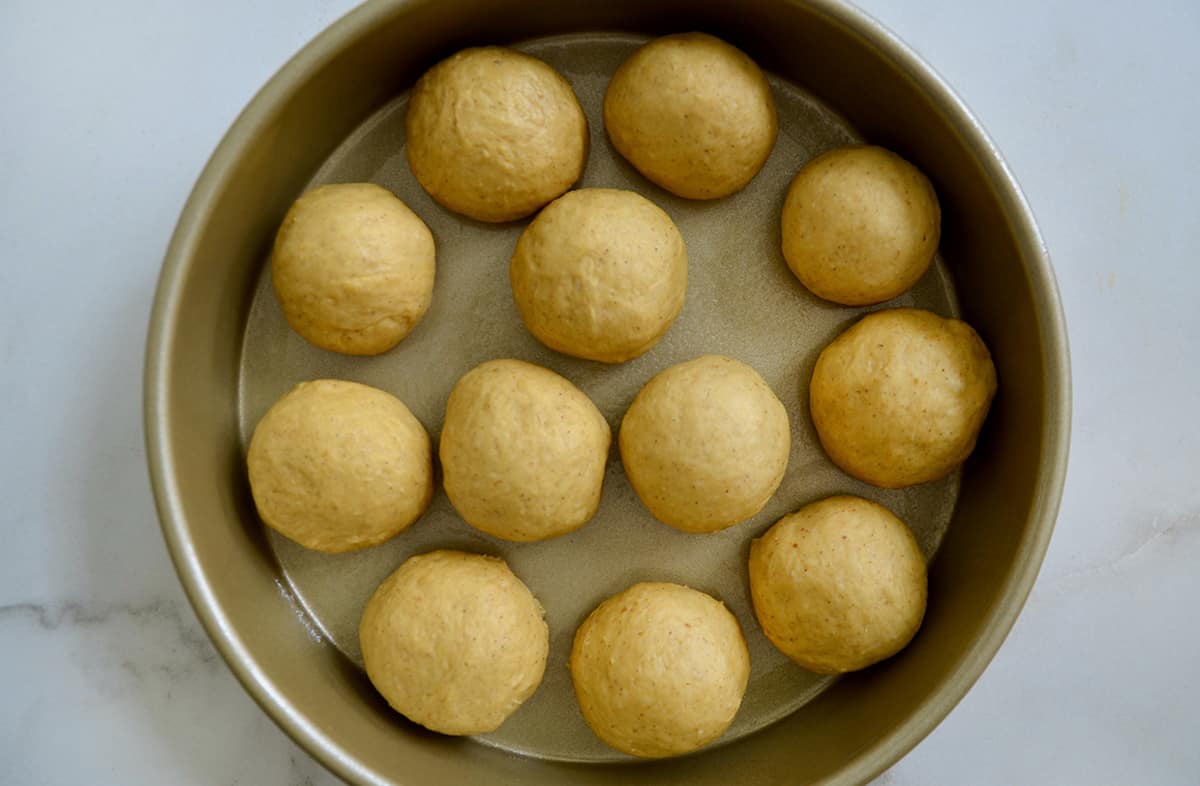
[247, 380, 433, 553]
[619, 355, 790, 533]
[406, 47, 588, 222]
[359, 550, 548, 735]
[271, 183, 435, 355]
[781, 146, 940, 305]
[440, 359, 611, 542]
[749, 496, 927, 674]
[570, 582, 750, 757]
[510, 188, 688, 363]
[604, 32, 777, 199]
[810, 308, 997, 488]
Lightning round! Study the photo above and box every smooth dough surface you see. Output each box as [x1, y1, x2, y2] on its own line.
[510, 188, 687, 363]
[749, 496, 927, 674]
[406, 46, 588, 222]
[439, 359, 611, 541]
[359, 550, 549, 735]
[619, 355, 790, 533]
[271, 183, 435, 355]
[570, 582, 750, 757]
[782, 146, 940, 305]
[810, 308, 997, 488]
[604, 32, 777, 199]
[247, 379, 433, 553]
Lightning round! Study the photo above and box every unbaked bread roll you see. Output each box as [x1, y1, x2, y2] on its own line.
[406, 47, 588, 222]
[810, 308, 997, 488]
[271, 183, 435, 355]
[359, 550, 548, 735]
[247, 379, 432, 552]
[781, 145, 940, 305]
[604, 32, 777, 199]
[570, 582, 750, 757]
[749, 496, 927, 674]
[510, 188, 687, 363]
[619, 355, 790, 533]
[439, 359, 611, 541]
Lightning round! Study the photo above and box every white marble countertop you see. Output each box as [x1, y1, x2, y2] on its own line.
[3, 0, 1197, 783]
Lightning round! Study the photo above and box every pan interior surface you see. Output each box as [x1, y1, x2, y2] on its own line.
[238, 32, 961, 762]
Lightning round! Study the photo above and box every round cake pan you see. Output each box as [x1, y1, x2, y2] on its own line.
[144, 1, 1070, 784]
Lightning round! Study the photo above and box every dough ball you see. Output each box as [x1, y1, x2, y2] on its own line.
[570, 582, 750, 757]
[781, 146, 940, 305]
[510, 188, 688, 363]
[271, 183, 435, 355]
[619, 355, 790, 533]
[247, 380, 433, 553]
[406, 47, 588, 222]
[604, 32, 777, 199]
[749, 496, 927, 674]
[359, 550, 548, 735]
[440, 359, 611, 541]
[810, 308, 997, 488]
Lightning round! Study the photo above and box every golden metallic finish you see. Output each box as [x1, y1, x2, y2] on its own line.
[145, 1, 1070, 784]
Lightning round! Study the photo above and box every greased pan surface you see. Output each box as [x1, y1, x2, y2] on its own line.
[146, 1, 1069, 783]
[241, 32, 959, 761]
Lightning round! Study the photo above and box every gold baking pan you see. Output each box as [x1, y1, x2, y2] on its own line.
[145, 1, 1071, 783]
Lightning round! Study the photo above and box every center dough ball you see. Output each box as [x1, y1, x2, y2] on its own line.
[810, 308, 997, 488]
[359, 550, 549, 735]
[619, 355, 790, 533]
[510, 188, 688, 363]
[749, 496, 927, 674]
[406, 47, 588, 222]
[604, 32, 778, 199]
[570, 582, 750, 758]
[439, 359, 611, 542]
[271, 183, 436, 355]
[247, 380, 433, 553]
[781, 145, 941, 305]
